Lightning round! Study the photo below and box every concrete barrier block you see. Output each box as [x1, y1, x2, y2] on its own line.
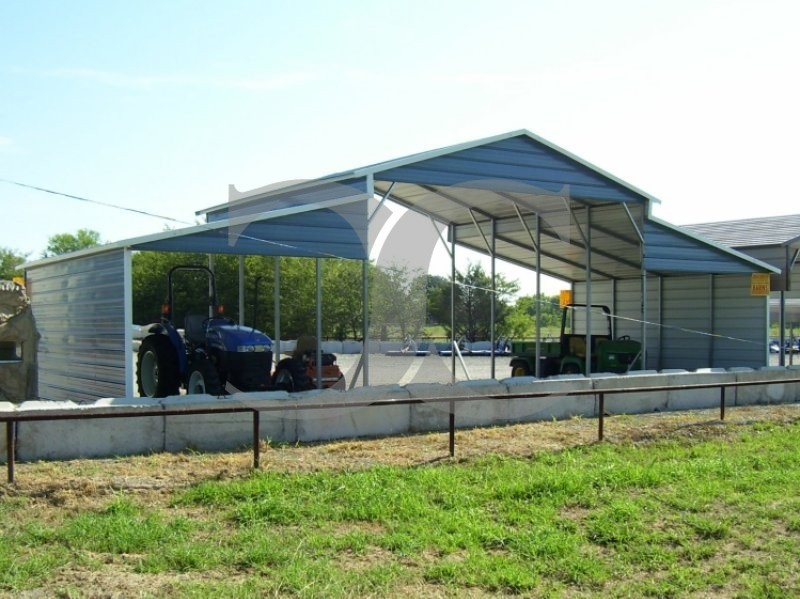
[594, 374, 669, 415]
[15, 400, 164, 460]
[406, 383, 458, 432]
[665, 371, 733, 411]
[501, 378, 595, 422]
[501, 375, 539, 388]
[406, 380, 509, 432]
[453, 379, 510, 426]
[734, 368, 800, 406]
[162, 395, 254, 452]
[294, 385, 411, 442]
[229, 391, 298, 444]
[93, 396, 162, 408]
[321, 341, 343, 354]
[0, 401, 14, 461]
[342, 340, 362, 354]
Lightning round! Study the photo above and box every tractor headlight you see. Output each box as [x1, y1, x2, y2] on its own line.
[236, 344, 270, 353]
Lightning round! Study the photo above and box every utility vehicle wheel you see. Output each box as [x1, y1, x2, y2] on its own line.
[187, 356, 223, 395]
[510, 361, 531, 377]
[137, 335, 180, 398]
[561, 362, 582, 375]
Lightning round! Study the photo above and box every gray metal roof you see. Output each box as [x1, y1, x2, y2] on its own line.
[195, 129, 776, 282]
[683, 214, 800, 249]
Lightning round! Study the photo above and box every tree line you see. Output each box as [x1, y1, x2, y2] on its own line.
[1, 229, 564, 342]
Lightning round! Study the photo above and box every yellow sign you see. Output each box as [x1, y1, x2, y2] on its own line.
[12, 277, 25, 288]
[560, 289, 572, 307]
[750, 273, 770, 296]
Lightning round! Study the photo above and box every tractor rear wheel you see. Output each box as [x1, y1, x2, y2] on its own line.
[187, 356, 223, 396]
[272, 357, 310, 392]
[137, 335, 180, 398]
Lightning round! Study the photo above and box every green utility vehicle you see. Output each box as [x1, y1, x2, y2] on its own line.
[509, 303, 642, 377]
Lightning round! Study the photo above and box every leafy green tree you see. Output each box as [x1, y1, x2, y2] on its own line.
[370, 264, 427, 340]
[427, 262, 519, 342]
[322, 259, 365, 340]
[0, 247, 27, 280]
[504, 294, 562, 339]
[44, 229, 101, 257]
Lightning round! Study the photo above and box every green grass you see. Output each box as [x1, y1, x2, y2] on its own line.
[3, 422, 800, 597]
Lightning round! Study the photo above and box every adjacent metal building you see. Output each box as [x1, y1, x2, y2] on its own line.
[23, 130, 779, 402]
[684, 214, 800, 363]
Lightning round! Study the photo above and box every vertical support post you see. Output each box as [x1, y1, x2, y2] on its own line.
[489, 219, 496, 378]
[273, 257, 281, 358]
[641, 259, 648, 370]
[709, 275, 716, 366]
[449, 399, 455, 457]
[316, 258, 323, 389]
[598, 393, 605, 441]
[252, 411, 261, 469]
[780, 289, 786, 367]
[720, 386, 726, 421]
[585, 208, 592, 375]
[450, 224, 457, 384]
[207, 255, 215, 318]
[7, 421, 16, 484]
[238, 255, 245, 325]
[535, 215, 542, 377]
[362, 259, 370, 387]
[123, 249, 134, 397]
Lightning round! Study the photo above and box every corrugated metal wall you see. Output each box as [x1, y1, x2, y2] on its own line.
[576, 273, 767, 370]
[26, 249, 130, 402]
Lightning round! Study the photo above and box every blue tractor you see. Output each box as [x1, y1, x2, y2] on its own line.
[136, 265, 273, 397]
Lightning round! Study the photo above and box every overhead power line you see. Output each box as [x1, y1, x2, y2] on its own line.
[0, 178, 192, 225]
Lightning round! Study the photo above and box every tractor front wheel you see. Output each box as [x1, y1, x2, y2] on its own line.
[137, 335, 180, 398]
[187, 356, 223, 396]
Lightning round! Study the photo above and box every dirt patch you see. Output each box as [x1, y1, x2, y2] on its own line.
[4, 403, 799, 511]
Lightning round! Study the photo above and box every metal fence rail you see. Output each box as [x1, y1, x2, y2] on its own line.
[4, 376, 800, 484]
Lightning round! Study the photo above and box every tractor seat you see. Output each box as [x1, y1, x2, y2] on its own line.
[293, 335, 318, 359]
[184, 314, 206, 345]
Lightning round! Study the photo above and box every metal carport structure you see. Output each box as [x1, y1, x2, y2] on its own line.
[23, 129, 779, 402]
[199, 130, 778, 376]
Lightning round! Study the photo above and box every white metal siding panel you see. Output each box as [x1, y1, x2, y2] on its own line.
[613, 279, 643, 340]
[660, 276, 714, 369]
[711, 275, 767, 368]
[644, 276, 663, 370]
[27, 250, 127, 402]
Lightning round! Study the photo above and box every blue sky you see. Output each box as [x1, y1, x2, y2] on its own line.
[1, 1, 798, 292]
